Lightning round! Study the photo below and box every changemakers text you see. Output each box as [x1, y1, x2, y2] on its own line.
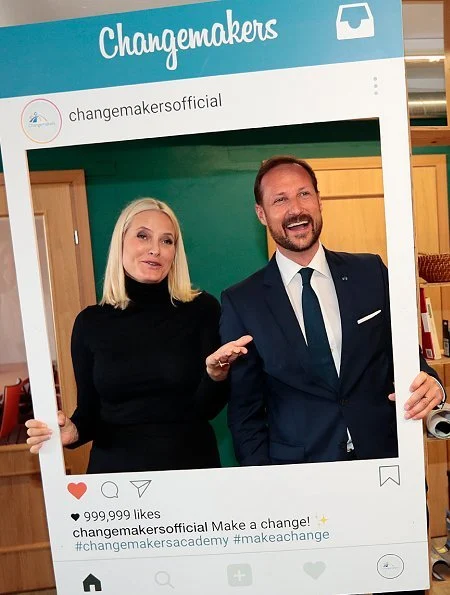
[99, 9, 278, 70]
[68, 94, 222, 123]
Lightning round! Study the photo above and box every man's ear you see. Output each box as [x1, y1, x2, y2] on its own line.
[255, 203, 267, 226]
[318, 192, 323, 212]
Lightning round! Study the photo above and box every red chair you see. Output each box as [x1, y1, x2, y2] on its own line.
[18, 377, 33, 420]
[0, 379, 23, 438]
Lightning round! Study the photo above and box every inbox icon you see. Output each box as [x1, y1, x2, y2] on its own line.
[336, 3, 375, 40]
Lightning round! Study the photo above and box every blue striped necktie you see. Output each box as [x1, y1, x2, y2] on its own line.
[300, 267, 338, 389]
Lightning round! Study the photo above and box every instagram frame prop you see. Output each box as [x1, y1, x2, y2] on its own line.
[0, 1, 430, 593]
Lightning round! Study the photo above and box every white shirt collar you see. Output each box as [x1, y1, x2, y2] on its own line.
[276, 243, 331, 287]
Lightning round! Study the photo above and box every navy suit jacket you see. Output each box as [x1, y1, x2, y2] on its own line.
[220, 249, 439, 466]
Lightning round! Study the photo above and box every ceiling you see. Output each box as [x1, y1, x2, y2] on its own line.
[0, 0, 210, 23]
[0, 0, 441, 33]
[403, 2, 445, 94]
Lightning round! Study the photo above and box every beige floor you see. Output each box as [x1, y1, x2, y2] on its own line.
[12, 581, 450, 595]
[14, 587, 450, 594]
[17, 585, 450, 595]
[12, 584, 450, 594]
[11, 565, 450, 595]
[10, 586, 450, 594]
[430, 581, 450, 594]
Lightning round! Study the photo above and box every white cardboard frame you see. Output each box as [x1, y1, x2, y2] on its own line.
[0, 9, 429, 595]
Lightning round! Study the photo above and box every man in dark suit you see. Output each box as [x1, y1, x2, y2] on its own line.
[220, 155, 444, 468]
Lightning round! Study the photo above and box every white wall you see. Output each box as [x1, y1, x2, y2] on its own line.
[0, 218, 56, 365]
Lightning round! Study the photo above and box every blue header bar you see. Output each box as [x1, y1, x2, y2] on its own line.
[0, 0, 403, 98]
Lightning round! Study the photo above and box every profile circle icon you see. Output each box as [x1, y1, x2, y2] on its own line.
[377, 554, 404, 579]
[21, 98, 62, 144]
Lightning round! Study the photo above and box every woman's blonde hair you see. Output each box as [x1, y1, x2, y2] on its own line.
[100, 198, 200, 309]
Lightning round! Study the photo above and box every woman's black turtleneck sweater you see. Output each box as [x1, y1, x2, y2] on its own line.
[69, 276, 228, 473]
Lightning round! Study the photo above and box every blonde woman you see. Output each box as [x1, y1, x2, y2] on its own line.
[26, 198, 251, 472]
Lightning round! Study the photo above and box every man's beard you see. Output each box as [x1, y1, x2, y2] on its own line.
[268, 213, 323, 253]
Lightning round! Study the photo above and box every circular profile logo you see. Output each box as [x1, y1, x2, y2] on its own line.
[377, 554, 404, 579]
[21, 98, 62, 143]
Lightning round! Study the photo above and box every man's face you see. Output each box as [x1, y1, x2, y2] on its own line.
[256, 163, 323, 262]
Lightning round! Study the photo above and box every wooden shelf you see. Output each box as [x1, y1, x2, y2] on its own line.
[420, 282, 450, 288]
[426, 357, 450, 366]
[411, 126, 450, 147]
[0, 541, 50, 555]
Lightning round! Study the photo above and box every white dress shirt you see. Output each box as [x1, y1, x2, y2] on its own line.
[276, 244, 355, 450]
[276, 244, 342, 374]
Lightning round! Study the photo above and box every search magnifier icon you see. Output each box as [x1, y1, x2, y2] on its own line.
[155, 571, 174, 588]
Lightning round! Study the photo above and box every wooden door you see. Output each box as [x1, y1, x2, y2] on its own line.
[267, 154, 450, 537]
[267, 154, 448, 264]
[0, 171, 96, 593]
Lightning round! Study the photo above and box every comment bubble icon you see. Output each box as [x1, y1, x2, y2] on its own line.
[101, 481, 119, 499]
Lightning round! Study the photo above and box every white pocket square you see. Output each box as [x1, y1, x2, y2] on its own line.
[357, 310, 381, 325]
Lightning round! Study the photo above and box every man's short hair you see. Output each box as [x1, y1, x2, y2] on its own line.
[254, 155, 319, 205]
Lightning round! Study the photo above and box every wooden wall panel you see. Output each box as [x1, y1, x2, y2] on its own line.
[0, 546, 54, 593]
[0, 446, 54, 593]
[427, 440, 449, 538]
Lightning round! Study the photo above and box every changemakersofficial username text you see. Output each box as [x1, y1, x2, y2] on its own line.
[68, 93, 223, 123]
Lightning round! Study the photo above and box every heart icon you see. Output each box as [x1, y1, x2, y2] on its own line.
[67, 482, 87, 500]
[303, 561, 326, 580]
[71, 513, 80, 521]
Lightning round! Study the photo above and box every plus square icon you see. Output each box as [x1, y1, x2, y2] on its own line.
[227, 564, 253, 587]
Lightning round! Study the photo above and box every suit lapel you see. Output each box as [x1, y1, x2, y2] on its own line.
[263, 257, 309, 361]
[325, 249, 357, 384]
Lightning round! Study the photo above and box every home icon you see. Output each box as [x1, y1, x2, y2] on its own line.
[83, 574, 102, 592]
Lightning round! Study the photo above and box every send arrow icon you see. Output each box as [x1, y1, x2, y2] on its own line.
[130, 480, 152, 498]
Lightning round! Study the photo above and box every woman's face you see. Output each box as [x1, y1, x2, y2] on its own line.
[122, 210, 176, 284]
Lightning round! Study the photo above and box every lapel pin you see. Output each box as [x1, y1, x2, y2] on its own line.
[341, 276, 348, 281]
